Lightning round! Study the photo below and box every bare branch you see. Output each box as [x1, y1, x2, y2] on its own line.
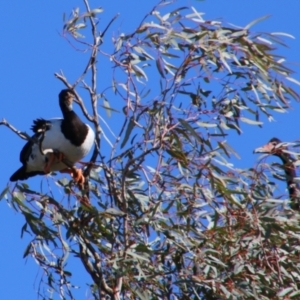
[0, 118, 30, 140]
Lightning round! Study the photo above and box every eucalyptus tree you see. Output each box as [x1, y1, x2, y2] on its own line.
[1, 1, 300, 299]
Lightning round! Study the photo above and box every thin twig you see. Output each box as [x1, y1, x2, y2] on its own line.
[0, 118, 30, 141]
[100, 14, 119, 38]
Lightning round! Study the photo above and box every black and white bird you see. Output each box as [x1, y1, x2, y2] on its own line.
[254, 137, 300, 210]
[10, 89, 95, 186]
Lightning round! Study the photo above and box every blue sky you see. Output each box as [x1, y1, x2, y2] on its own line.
[0, 0, 299, 299]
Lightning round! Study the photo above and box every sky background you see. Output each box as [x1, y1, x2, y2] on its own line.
[0, 0, 300, 299]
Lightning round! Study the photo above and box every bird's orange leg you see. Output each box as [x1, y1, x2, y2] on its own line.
[60, 167, 85, 188]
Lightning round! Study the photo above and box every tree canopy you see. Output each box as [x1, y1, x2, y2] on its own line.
[1, 1, 300, 299]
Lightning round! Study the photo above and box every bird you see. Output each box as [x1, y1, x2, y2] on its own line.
[254, 137, 300, 210]
[10, 89, 95, 187]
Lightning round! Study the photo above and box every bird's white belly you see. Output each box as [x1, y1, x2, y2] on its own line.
[26, 144, 48, 172]
[27, 120, 95, 172]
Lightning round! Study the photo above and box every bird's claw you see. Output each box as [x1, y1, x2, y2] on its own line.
[60, 167, 85, 189]
[71, 168, 85, 189]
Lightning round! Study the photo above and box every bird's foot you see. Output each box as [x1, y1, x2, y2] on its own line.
[72, 168, 85, 188]
[60, 167, 85, 189]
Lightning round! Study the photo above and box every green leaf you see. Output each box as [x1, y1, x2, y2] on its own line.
[178, 118, 202, 143]
[156, 58, 165, 78]
[103, 208, 126, 217]
[23, 241, 32, 258]
[239, 117, 263, 125]
[277, 287, 293, 297]
[103, 98, 111, 117]
[244, 15, 271, 30]
[132, 64, 148, 80]
[286, 76, 300, 86]
[197, 121, 217, 128]
[91, 8, 104, 14]
[135, 244, 152, 254]
[121, 117, 135, 149]
[0, 186, 9, 200]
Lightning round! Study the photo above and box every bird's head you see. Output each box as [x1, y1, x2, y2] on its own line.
[59, 89, 75, 111]
[253, 137, 283, 156]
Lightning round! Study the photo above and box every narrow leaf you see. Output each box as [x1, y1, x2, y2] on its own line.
[244, 15, 271, 30]
[156, 58, 165, 78]
[121, 117, 135, 149]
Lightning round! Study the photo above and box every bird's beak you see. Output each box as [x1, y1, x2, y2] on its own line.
[253, 142, 273, 154]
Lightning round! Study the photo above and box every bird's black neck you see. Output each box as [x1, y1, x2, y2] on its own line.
[61, 110, 88, 147]
[276, 152, 300, 210]
[58, 91, 89, 146]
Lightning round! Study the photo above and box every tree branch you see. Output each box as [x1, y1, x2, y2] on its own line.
[0, 118, 30, 141]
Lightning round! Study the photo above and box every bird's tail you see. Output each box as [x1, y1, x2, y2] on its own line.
[10, 167, 44, 181]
